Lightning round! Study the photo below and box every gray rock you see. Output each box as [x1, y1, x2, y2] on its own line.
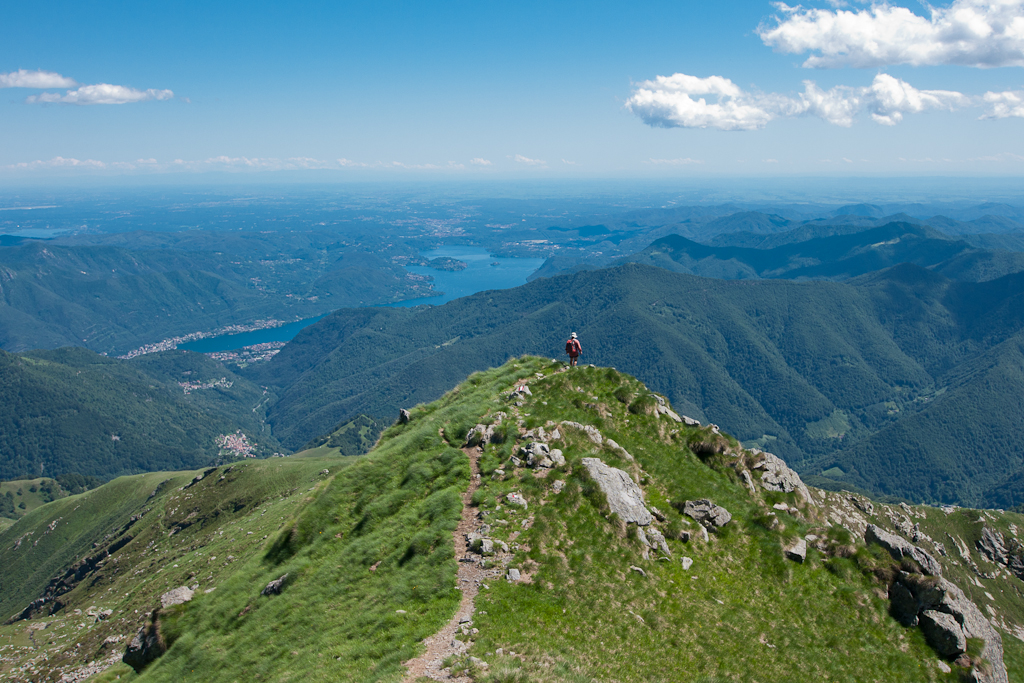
[681, 556, 694, 570]
[741, 470, 756, 494]
[682, 499, 732, 529]
[261, 574, 288, 596]
[919, 610, 967, 657]
[510, 455, 522, 468]
[678, 530, 691, 543]
[506, 492, 528, 509]
[604, 438, 635, 461]
[580, 458, 652, 526]
[865, 525, 942, 576]
[784, 538, 807, 563]
[561, 421, 603, 445]
[896, 572, 1008, 683]
[520, 441, 550, 460]
[681, 415, 701, 427]
[849, 495, 874, 515]
[753, 452, 813, 505]
[650, 506, 667, 522]
[398, 409, 411, 424]
[636, 526, 650, 548]
[549, 449, 565, 467]
[506, 568, 521, 582]
[629, 565, 647, 577]
[978, 527, 1009, 566]
[492, 469, 505, 480]
[469, 656, 489, 669]
[122, 614, 166, 673]
[552, 479, 566, 493]
[466, 424, 496, 447]
[160, 586, 194, 608]
[889, 581, 920, 626]
[471, 538, 495, 555]
[656, 404, 683, 422]
[647, 527, 671, 556]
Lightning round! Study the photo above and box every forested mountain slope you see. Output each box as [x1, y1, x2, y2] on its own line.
[0, 240, 427, 354]
[628, 223, 1024, 283]
[252, 263, 1024, 506]
[0, 347, 280, 480]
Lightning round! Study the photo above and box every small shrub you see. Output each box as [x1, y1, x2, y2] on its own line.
[628, 395, 658, 415]
[613, 387, 632, 404]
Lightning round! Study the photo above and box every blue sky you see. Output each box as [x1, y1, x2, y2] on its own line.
[3, 0, 1024, 178]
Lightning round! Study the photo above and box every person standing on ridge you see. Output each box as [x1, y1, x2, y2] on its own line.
[565, 332, 582, 367]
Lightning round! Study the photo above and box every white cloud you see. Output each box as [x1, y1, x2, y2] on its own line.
[338, 158, 368, 167]
[7, 156, 106, 170]
[982, 89, 1024, 117]
[0, 69, 77, 88]
[470, 157, 492, 165]
[512, 154, 546, 165]
[27, 83, 174, 105]
[626, 72, 966, 130]
[562, 159, 577, 165]
[646, 157, 704, 164]
[759, 0, 1024, 68]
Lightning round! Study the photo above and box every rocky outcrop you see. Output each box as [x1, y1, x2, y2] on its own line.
[261, 574, 288, 596]
[160, 586, 194, 608]
[890, 572, 1007, 683]
[603, 438, 634, 462]
[580, 458, 652, 526]
[398, 409, 411, 424]
[682, 499, 731, 530]
[506, 492, 528, 509]
[561, 421, 603, 445]
[520, 442, 554, 468]
[784, 538, 807, 563]
[122, 610, 167, 673]
[752, 452, 813, 505]
[646, 527, 671, 556]
[977, 527, 1009, 566]
[866, 524, 942, 576]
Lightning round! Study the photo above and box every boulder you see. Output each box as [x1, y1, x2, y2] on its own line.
[520, 441, 550, 466]
[398, 409, 411, 424]
[261, 574, 288, 596]
[753, 452, 813, 505]
[552, 480, 566, 494]
[784, 538, 807, 563]
[865, 525, 942, 576]
[895, 572, 1008, 683]
[561, 421, 603, 445]
[580, 458, 652, 526]
[506, 568, 521, 582]
[647, 527, 671, 556]
[160, 586, 194, 608]
[681, 557, 694, 571]
[506, 492, 528, 509]
[919, 610, 967, 657]
[888, 581, 920, 626]
[122, 611, 166, 673]
[681, 415, 701, 427]
[682, 499, 731, 530]
[656, 404, 683, 422]
[549, 449, 565, 467]
[604, 438, 635, 461]
[466, 424, 495, 447]
[629, 565, 647, 577]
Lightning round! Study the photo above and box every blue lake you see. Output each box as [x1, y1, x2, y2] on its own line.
[180, 246, 545, 353]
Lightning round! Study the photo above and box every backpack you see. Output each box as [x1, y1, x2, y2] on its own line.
[566, 339, 581, 355]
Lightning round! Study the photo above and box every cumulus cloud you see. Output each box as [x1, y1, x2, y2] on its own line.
[513, 154, 546, 165]
[470, 157, 492, 165]
[759, 0, 1024, 68]
[982, 89, 1024, 117]
[0, 69, 77, 88]
[626, 72, 966, 130]
[27, 84, 174, 105]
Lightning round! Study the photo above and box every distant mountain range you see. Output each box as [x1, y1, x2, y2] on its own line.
[248, 260, 1024, 507]
[627, 222, 1024, 282]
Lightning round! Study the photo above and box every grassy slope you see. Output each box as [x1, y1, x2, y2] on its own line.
[0, 347, 281, 481]
[3, 358, 1024, 681]
[254, 263, 1024, 506]
[0, 455, 343, 682]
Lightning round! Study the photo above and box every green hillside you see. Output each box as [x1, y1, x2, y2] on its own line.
[0, 240, 429, 355]
[2, 358, 1022, 682]
[0, 347, 282, 481]
[251, 263, 1024, 506]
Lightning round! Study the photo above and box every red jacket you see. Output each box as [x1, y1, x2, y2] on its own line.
[566, 338, 581, 356]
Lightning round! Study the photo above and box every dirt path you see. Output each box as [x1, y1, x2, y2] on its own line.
[404, 446, 496, 682]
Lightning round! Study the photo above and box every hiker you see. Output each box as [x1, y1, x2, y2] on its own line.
[565, 332, 582, 367]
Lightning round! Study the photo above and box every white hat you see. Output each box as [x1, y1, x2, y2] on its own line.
[571, 332, 577, 338]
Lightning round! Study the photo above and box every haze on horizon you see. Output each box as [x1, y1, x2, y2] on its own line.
[4, 0, 1024, 182]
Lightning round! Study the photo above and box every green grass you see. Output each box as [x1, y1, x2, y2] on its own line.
[3, 357, 1021, 682]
